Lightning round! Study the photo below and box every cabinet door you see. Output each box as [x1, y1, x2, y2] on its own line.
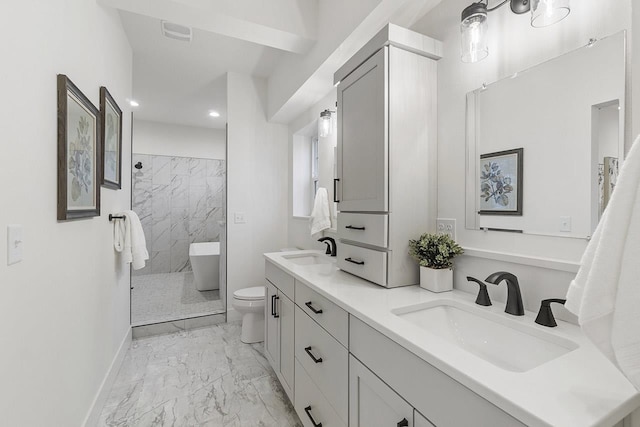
[264, 280, 280, 370]
[337, 47, 388, 213]
[279, 294, 295, 400]
[349, 355, 413, 427]
[414, 410, 435, 427]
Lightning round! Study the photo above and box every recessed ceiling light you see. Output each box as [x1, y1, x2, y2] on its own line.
[129, 100, 139, 107]
[209, 111, 220, 117]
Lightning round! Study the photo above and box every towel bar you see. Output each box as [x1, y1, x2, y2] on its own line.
[109, 214, 125, 221]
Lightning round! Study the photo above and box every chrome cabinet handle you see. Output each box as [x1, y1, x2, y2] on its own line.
[333, 178, 340, 203]
[345, 257, 364, 265]
[274, 296, 280, 318]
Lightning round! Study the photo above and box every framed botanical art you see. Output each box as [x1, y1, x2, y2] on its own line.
[100, 87, 122, 189]
[479, 148, 523, 216]
[57, 74, 101, 220]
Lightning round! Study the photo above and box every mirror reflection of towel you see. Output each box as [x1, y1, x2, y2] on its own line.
[566, 134, 640, 390]
[310, 188, 331, 236]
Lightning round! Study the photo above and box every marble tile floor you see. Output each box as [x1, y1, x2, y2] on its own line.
[132, 272, 225, 326]
[98, 322, 302, 427]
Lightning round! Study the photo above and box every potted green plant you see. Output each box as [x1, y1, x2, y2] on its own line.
[408, 233, 464, 292]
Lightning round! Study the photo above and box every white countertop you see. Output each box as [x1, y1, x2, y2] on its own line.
[264, 250, 640, 427]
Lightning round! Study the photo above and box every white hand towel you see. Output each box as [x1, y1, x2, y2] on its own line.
[113, 210, 149, 270]
[565, 134, 640, 389]
[310, 188, 331, 236]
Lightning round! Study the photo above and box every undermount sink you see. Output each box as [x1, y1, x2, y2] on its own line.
[392, 300, 578, 372]
[282, 253, 332, 266]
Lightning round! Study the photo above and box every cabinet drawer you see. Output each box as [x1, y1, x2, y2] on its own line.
[338, 212, 388, 248]
[265, 261, 294, 299]
[350, 316, 525, 427]
[295, 306, 348, 423]
[337, 242, 388, 286]
[295, 281, 349, 347]
[295, 359, 347, 427]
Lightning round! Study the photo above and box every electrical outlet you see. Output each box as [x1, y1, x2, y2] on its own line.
[560, 216, 572, 232]
[234, 212, 247, 224]
[7, 225, 23, 265]
[436, 218, 456, 240]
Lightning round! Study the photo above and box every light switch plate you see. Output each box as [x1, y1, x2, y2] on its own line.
[7, 225, 23, 265]
[436, 218, 456, 241]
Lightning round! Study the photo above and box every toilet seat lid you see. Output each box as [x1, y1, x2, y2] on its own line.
[234, 286, 265, 301]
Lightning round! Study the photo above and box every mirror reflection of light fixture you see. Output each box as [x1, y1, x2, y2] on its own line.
[461, 0, 570, 63]
[319, 109, 335, 138]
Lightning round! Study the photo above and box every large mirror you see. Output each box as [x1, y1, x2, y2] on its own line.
[466, 31, 626, 238]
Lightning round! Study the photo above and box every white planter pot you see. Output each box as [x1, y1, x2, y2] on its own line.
[419, 266, 453, 293]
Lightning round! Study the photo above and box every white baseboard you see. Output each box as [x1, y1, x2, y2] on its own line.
[82, 327, 132, 427]
[226, 307, 242, 322]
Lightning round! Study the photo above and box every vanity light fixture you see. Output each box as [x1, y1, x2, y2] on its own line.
[319, 109, 335, 138]
[461, 0, 570, 63]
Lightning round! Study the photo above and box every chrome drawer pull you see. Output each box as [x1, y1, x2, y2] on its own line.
[345, 257, 365, 265]
[305, 301, 323, 314]
[273, 295, 280, 318]
[345, 225, 366, 230]
[304, 405, 322, 427]
[304, 346, 323, 364]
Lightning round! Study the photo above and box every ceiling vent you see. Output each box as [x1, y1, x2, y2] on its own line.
[161, 20, 192, 42]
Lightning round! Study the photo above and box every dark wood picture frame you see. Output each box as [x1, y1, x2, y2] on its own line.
[479, 148, 523, 216]
[57, 74, 101, 220]
[100, 87, 123, 189]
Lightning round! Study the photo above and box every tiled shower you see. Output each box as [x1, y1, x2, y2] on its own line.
[131, 153, 226, 326]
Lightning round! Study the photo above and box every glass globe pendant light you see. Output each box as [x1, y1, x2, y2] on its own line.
[531, 0, 570, 28]
[461, 2, 488, 63]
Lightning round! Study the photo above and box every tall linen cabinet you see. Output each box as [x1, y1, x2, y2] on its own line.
[334, 24, 442, 288]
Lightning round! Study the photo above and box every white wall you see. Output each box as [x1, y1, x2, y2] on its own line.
[413, 0, 631, 262]
[409, 0, 632, 316]
[0, 2, 132, 426]
[134, 119, 226, 159]
[287, 90, 338, 250]
[226, 73, 289, 318]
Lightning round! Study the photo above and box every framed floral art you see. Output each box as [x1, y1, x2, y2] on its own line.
[57, 74, 101, 220]
[100, 86, 122, 189]
[479, 148, 523, 216]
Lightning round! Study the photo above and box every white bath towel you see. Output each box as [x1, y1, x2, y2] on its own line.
[310, 188, 331, 236]
[565, 134, 640, 390]
[113, 210, 149, 270]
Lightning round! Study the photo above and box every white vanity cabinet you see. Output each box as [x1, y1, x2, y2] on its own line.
[264, 262, 295, 402]
[349, 355, 415, 427]
[294, 282, 349, 427]
[349, 315, 526, 427]
[334, 24, 441, 288]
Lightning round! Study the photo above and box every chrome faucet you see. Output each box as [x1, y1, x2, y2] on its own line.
[318, 237, 337, 257]
[485, 272, 524, 316]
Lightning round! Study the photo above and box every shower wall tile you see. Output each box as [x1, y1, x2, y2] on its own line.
[189, 186, 208, 219]
[189, 158, 207, 186]
[152, 156, 171, 185]
[171, 157, 189, 175]
[170, 175, 189, 208]
[189, 219, 207, 243]
[150, 251, 170, 274]
[133, 153, 225, 275]
[207, 159, 225, 177]
[151, 216, 171, 252]
[170, 239, 190, 272]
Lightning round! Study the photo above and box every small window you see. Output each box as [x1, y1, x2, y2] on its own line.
[311, 136, 319, 203]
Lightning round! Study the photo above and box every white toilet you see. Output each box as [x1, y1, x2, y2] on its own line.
[232, 286, 265, 343]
